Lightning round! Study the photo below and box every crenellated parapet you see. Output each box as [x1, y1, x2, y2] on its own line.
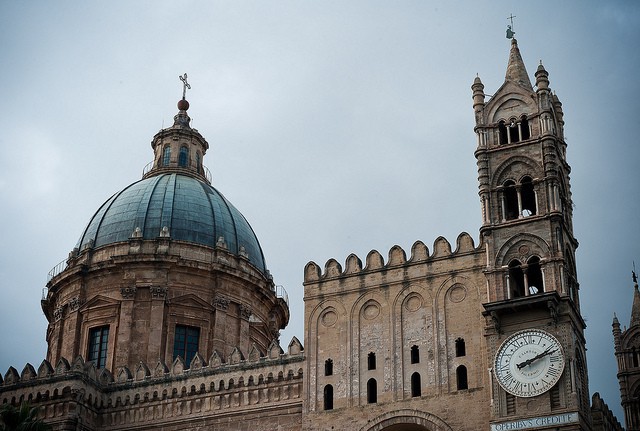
[304, 232, 480, 283]
[0, 337, 304, 430]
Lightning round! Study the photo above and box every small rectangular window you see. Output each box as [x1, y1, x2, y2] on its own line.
[88, 326, 109, 369]
[173, 325, 200, 367]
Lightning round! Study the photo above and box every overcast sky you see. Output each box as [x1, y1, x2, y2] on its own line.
[1, 0, 639, 422]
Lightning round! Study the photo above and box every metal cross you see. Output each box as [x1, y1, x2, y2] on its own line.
[508, 14, 516, 31]
[179, 73, 191, 100]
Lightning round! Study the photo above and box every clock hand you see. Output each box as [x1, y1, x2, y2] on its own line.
[516, 347, 555, 369]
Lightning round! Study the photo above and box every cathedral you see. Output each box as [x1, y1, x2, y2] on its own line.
[0, 38, 631, 430]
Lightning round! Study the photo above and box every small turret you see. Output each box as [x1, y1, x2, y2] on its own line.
[535, 61, 549, 90]
[612, 312, 621, 351]
[630, 269, 640, 327]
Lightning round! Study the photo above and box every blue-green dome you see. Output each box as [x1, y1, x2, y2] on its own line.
[76, 173, 267, 274]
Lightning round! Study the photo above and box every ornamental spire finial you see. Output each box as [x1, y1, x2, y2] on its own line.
[179, 73, 191, 100]
[506, 14, 516, 39]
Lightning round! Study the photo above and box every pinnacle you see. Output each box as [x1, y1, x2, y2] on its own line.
[504, 38, 533, 90]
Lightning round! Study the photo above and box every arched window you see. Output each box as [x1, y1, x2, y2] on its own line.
[323, 384, 333, 410]
[509, 118, 519, 143]
[456, 365, 468, 390]
[195, 152, 201, 173]
[520, 115, 530, 140]
[410, 345, 420, 364]
[411, 372, 421, 397]
[521, 176, 536, 216]
[508, 260, 525, 298]
[162, 146, 171, 166]
[325, 359, 333, 376]
[455, 338, 466, 357]
[367, 378, 377, 403]
[633, 348, 639, 368]
[498, 121, 508, 145]
[503, 180, 518, 220]
[527, 256, 543, 294]
[179, 146, 189, 167]
[367, 352, 376, 370]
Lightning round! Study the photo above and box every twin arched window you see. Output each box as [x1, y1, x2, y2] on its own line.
[503, 176, 536, 220]
[508, 256, 544, 298]
[498, 115, 530, 145]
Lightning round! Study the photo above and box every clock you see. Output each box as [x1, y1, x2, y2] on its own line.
[494, 329, 565, 398]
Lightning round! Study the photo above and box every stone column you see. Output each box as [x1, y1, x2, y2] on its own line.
[213, 295, 230, 356]
[116, 286, 136, 366]
[148, 286, 167, 365]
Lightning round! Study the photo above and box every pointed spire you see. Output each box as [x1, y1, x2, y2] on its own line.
[631, 268, 640, 326]
[504, 39, 533, 90]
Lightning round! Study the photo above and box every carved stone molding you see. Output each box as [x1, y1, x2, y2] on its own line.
[214, 295, 230, 310]
[53, 306, 64, 322]
[120, 286, 137, 300]
[150, 286, 168, 299]
[239, 304, 252, 320]
[68, 297, 83, 312]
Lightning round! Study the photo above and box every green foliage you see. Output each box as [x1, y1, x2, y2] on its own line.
[0, 403, 52, 431]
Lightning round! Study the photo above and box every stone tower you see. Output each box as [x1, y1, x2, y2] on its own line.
[475, 38, 591, 428]
[612, 271, 640, 430]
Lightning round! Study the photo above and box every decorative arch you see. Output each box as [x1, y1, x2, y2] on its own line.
[487, 90, 536, 123]
[359, 409, 453, 431]
[494, 234, 550, 268]
[493, 156, 542, 189]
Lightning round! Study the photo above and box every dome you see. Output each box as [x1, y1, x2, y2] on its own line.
[76, 173, 267, 274]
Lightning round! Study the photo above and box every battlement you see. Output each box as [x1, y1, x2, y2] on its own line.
[0, 337, 304, 408]
[304, 232, 482, 283]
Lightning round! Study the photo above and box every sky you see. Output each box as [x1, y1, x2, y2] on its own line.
[1, 0, 639, 423]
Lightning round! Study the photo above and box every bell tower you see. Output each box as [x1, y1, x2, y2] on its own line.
[474, 39, 591, 429]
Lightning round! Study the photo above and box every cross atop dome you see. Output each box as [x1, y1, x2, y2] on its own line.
[178, 73, 191, 112]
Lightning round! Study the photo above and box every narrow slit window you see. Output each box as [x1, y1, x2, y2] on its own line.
[367, 352, 376, 370]
[455, 338, 466, 357]
[410, 345, 419, 364]
[325, 359, 333, 376]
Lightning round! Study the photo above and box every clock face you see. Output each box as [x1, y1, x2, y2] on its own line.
[494, 329, 565, 398]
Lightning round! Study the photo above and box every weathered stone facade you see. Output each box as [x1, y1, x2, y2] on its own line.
[0, 39, 624, 430]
